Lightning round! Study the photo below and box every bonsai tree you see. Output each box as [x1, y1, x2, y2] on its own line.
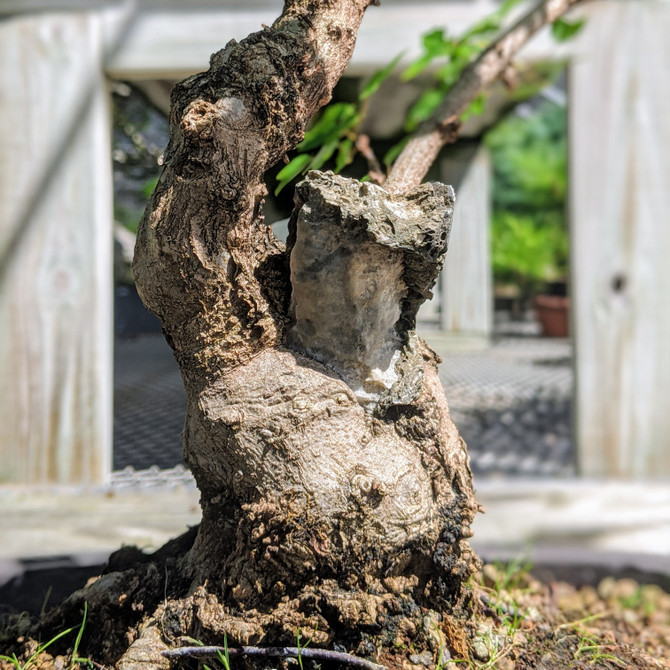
[32, 0, 581, 666]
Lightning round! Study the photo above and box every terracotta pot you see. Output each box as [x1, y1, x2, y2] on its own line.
[534, 294, 570, 337]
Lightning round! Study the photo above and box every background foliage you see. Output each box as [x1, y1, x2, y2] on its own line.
[485, 100, 569, 299]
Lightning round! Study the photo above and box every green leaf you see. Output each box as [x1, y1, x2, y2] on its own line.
[308, 138, 339, 171]
[405, 88, 445, 130]
[335, 138, 355, 173]
[141, 176, 159, 199]
[451, 41, 482, 64]
[461, 15, 501, 41]
[402, 29, 455, 81]
[456, 0, 524, 43]
[359, 51, 405, 100]
[461, 93, 486, 121]
[499, 0, 524, 17]
[434, 42, 479, 86]
[360, 174, 371, 183]
[401, 53, 433, 81]
[422, 29, 450, 56]
[383, 137, 410, 167]
[551, 17, 585, 42]
[298, 104, 344, 150]
[297, 103, 358, 152]
[435, 60, 462, 86]
[274, 153, 312, 195]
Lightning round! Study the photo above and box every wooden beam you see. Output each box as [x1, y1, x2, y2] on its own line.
[0, 0, 279, 12]
[569, 0, 670, 478]
[0, 13, 113, 485]
[1, 2, 580, 80]
[96, 1, 572, 80]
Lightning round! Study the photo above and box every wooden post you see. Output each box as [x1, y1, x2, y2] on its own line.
[569, 0, 670, 478]
[436, 142, 493, 338]
[0, 13, 113, 484]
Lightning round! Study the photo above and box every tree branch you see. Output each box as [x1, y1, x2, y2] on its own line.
[384, 0, 582, 194]
[355, 133, 385, 184]
[133, 0, 376, 375]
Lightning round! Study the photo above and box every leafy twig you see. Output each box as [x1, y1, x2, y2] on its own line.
[162, 644, 386, 670]
[384, 0, 583, 193]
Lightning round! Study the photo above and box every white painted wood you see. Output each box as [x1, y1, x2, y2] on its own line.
[2, 1, 584, 81]
[569, 0, 670, 478]
[0, 13, 113, 484]
[437, 144, 493, 337]
[472, 479, 670, 565]
[4, 477, 670, 571]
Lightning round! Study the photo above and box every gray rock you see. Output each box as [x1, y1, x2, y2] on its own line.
[471, 638, 490, 662]
[287, 171, 454, 411]
[409, 651, 434, 666]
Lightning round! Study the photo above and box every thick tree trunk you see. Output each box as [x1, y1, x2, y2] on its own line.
[126, 0, 478, 662]
[128, 0, 478, 664]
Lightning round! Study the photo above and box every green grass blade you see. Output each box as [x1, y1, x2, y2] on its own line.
[71, 602, 87, 662]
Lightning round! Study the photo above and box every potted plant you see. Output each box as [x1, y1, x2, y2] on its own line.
[491, 211, 569, 336]
[534, 280, 569, 337]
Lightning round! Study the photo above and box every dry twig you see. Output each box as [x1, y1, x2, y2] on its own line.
[162, 644, 387, 670]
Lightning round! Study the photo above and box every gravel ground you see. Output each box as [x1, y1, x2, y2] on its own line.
[2, 562, 667, 669]
[114, 331, 575, 479]
[448, 562, 670, 669]
[437, 337, 575, 478]
[448, 391, 574, 478]
[113, 333, 185, 472]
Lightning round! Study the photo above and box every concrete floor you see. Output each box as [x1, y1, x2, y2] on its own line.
[1, 478, 669, 579]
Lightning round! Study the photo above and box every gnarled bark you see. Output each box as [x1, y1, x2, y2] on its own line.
[172, 167, 478, 598]
[129, 0, 479, 664]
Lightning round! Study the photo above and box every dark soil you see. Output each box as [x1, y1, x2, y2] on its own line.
[0, 559, 105, 619]
[1, 546, 668, 669]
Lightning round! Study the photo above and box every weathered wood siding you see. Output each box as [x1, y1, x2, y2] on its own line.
[439, 144, 493, 337]
[569, 0, 670, 478]
[0, 13, 113, 484]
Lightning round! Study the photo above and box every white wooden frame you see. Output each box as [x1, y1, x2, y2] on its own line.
[569, 0, 670, 478]
[1, 0, 668, 483]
